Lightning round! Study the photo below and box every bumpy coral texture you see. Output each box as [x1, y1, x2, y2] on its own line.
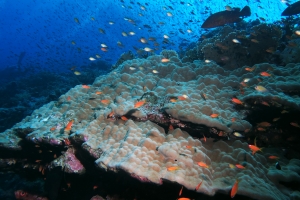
[0, 53, 300, 199]
[182, 24, 282, 69]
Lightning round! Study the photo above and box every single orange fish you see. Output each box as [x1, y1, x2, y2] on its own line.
[268, 155, 279, 160]
[210, 113, 219, 118]
[64, 138, 71, 146]
[101, 99, 110, 105]
[249, 145, 262, 155]
[107, 111, 114, 118]
[170, 98, 177, 103]
[169, 124, 174, 130]
[67, 96, 71, 101]
[186, 145, 192, 149]
[245, 66, 256, 72]
[178, 198, 191, 200]
[121, 116, 128, 121]
[134, 100, 146, 108]
[167, 166, 180, 171]
[195, 180, 203, 191]
[230, 180, 239, 198]
[257, 127, 266, 131]
[50, 126, 56, 131]
[179, 186, 183, 196]
[93, 185, 98, 190]
[64, 120, 74, 132]
[235, 164, 245, 169]
[260, 72, 271, 77]
[261, 101, 270, 106]
[161, 58, 170, 62]
[82, 85, 90, 89]
[202, 135, 207, 142]
[231, 117, 237, 122]
[178, 96, 187, 101]
[231, 98, 243, 105]
[95, 91, 102, 95]
[290, 122, 300, 128]
[197, 162, 209, 168]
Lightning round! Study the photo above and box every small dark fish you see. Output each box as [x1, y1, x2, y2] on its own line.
[275, 162, 281, 170]
[179, 153, 187, 157]
[201, 6, 251, 28]
[281, 1, 300, 16]
[89, 97, 96, 100]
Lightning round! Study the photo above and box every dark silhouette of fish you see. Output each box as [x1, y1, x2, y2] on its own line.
[281, 1, 300, 16]
[201, 6, 251, 28]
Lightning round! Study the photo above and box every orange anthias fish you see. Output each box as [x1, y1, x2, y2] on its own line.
[178, 198, 191, 200]
[245, 66, 256, 72]
[121, 116, 128, 121]
[290, 122, 300, 128]
[202, 135, 207, 142]
[197, 162, 209, 168]
[231, 98, 243, 105]
[249, 145, 262, 155]
[230, 180, 239, 198]
[134, 100, 146, 108]
[210, 113, 219, 118]
[179, 186, 183, 196]
[161, 58, 170, 62]
[260, 72, 271, 77]
[195, 180, 203, 191]
[82, 85, 90, 89]
[67, 96, 71, 101]
[101, 99, 110, 105]
[167, 166, 180, 171]
[178, 96, 188, 101]
[268, 155, 279, 160]
[95, 91, 102, 95]
[64, 120, 74, 132]
[50, 126, 56, 131]
[235, 164, 246, 169]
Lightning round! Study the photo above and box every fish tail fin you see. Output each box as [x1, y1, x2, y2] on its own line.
[240, 6, 251, 17]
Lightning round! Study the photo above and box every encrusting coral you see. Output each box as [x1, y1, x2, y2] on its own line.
[0, 50, 300, 199]
[182, 24, 282, 69]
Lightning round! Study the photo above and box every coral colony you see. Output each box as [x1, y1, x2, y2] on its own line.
[1, 49, 300, 199]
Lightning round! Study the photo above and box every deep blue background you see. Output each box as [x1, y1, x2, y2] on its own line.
[0, 0, 287, 72]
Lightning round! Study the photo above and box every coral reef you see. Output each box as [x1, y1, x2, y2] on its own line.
[0, 61, 111, 133]
[182, 24, 283, 69]
[0, 53, 300, 199]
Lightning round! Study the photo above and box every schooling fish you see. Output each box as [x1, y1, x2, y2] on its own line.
[281, 1, 300, 16]
[201, 6, 251, 28]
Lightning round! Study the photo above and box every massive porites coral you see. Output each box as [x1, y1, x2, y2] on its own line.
[182, 24, 282, 69]
[1, 51, 300, 199]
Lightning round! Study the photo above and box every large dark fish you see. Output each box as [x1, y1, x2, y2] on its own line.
[201, 6, 251, 28]
[281, 1, 300, 16]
